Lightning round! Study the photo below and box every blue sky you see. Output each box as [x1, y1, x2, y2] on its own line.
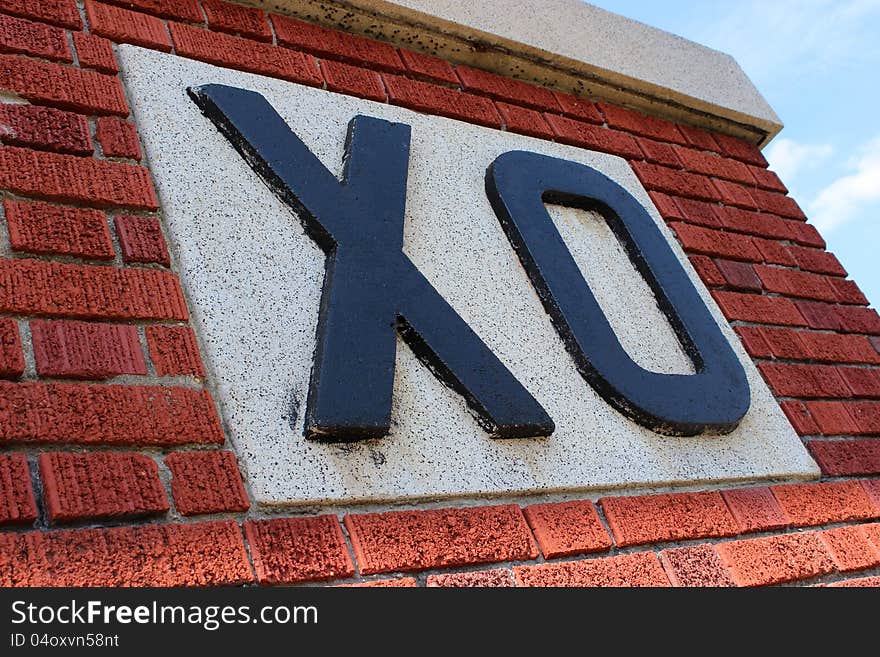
[589, 0, 880, 308]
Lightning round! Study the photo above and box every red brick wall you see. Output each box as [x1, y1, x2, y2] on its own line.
[1, 0, 879, 588]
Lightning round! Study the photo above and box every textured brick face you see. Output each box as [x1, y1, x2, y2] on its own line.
[202, 0, 272, 42]
[427, 569, 514, 587]
[0, 318, 24, 379]
[523, 501, 612, 558]
[770, 481, 878, 527]
[0, 104, 92, 155]
[0, 382, 224, 446]
[114, 215, 170, 265]
[31, 319, 147, 379]
[600, 491, 739, 546]
[166, 451, 249, 516]
[95, 117, 141, 159]
[716, 533, 835, 586]
[0, 521, 252, 586]
[4, 200, 114, 260]
[39, 451, 169, 522]
[73, 33, 119, 73]
[344, 505, 538, 574]
[0, 14, 72, 63]
[659, 545, 736, 587]
[0, 55, 128, 116]
[514, 552, 670, 587]
[0, 0, 82, 29]
[244, 516, 355, 584]
[0, 453, 38, 525]
[145, 326, 205, 377]
[86, 1, 172, 52]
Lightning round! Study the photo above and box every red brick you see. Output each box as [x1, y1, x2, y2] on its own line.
[637, 138, 682, 167]
[0, 104, 91, 156]
[522, 500, 612, 558]
[345, 504, 537, 575]
[514, 551, 669, 587]
[690, 255, 726, 287]
[343, 577, 417, 588]
[383, 74, 501, 128]
[716, 532, 834, 586]
[819, 525, 880, 572]
[754, 265, 838, 303]
[752, 236, 796, 267]
[0, 56, 127, 116]
[244, 516, 354, 584]
[0, 381, 223, 445]
[396, 48, 457, 85]
[114, 215, 169, 265]
[714, 205, 788, 240]
[861, 480, 880, 510]
[0, 453, 37, 525]
[771, 481, 878, 527]
[630, 162, 720, 202]
[0, 259, 186, 320]
[496, 102, 553, 139]
[0, 146, 155, 209]
[145, 325, 205, 377]
[712, 291, 805, 326]
[871, 336, 880, 353]
[799, 332, 880, 365]
[4, 200, 113, 260]
[319, 59, 385, 102]
[838, 367, 880, 398]
[101, 0, 201, 21]
[846, 401, 880, 434]
[674, 145, 756, 185]
[85, 1, 171, 51]
[751, 188, 806, 220]
[757, 326, 806, 359]
[712, 178, 757, 210]
[734, 326, 772, 358]
[714, 259, 761, 290]
[749, 166, 787, 193]
[722, 486, 788, 533]
[31, 319, 146, 379]
[95, 117, 140, 159]
[806, 401, 860, 435]
[597, 102, 685, 144]
[837, 306, 880, 335]
[39, 451, 168, 522]
[809, 440, 880, 476]
[788, 221, 825, 248]
[427, 569, 514, 588]
[866, 522, 880, 550]
[544, 113, 641, 158]
[648, 191, 685, 221]
[455, 65, 560, 112]
[712, 133, 768, 167]
[271, 14, 404, 73]
[660, 544, 735, 587]
[0, 318, 24, 379]
[169, 22, 322, 87]
[166, 450, 249, 516]
[600, 491, 738, 547]
[830, 278, 868, 306]
[787, 246, 846, 276]
[0, 0, 81, 29]
[829, 576, 880, 587]
[0, 13, 71, 62]
[0, 520, 252, 586]
[757, 362, 851, 399]
[552, 92, 604, 124]
[780, 400, 820, 435]
[72, 33, 118, 73]
[202, 0, 271, 42]
[795, 300, 843, 331]
[676, 124, 721, 152]
[671, 197, 721, 227]
[668, 223, 761, 261]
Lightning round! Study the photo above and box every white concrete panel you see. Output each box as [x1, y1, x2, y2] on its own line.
[119, 46, 817, 506]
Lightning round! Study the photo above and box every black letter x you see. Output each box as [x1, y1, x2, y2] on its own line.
[189, 84, 554, 441]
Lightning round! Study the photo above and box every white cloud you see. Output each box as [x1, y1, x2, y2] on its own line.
[809, 136, 880, 232]
[765, 138, 832, 185]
